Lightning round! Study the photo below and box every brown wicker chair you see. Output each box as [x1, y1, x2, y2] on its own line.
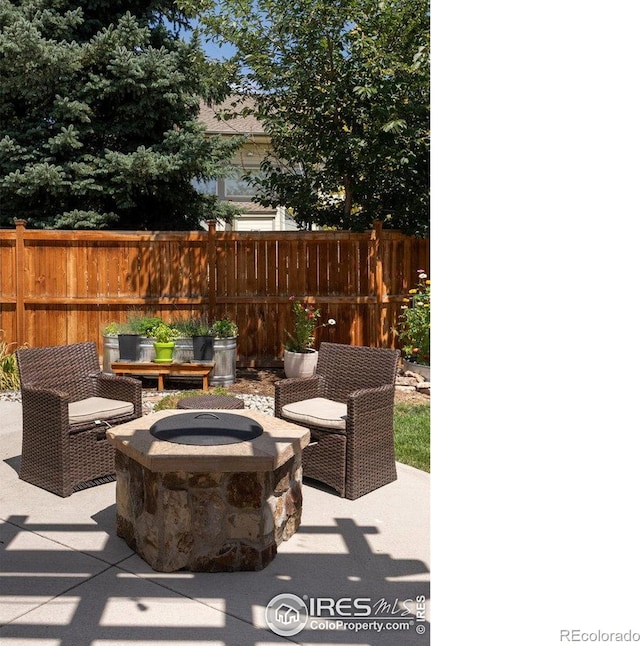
[16, 342, 142, 497]
[275, 342, 400, 500]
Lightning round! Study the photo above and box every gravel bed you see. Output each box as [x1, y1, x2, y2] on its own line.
[142, 391, 274, 416]
[234, 393, 275, 415]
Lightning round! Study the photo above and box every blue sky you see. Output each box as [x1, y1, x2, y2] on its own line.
[173, 18, 237, 61]
[199, 35, 236, 61]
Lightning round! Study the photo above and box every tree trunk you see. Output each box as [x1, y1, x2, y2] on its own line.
[343, 175, 353, 219]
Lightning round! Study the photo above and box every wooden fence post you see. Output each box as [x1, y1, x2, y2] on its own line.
[14, 219, 26, 346]
[371, 220, 385, 347]
[207, 220, 217, 322]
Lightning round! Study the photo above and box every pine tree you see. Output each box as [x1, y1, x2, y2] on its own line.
[0, 0, 239, 229]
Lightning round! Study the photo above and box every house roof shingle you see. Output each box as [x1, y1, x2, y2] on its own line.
[198, 97, 265, 136]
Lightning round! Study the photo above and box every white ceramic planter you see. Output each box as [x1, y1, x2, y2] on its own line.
[284, 349, 318, 378]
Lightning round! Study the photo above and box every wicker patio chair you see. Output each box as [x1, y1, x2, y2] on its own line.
[275, 342, 400, 500]
[16, 341, 142, 497]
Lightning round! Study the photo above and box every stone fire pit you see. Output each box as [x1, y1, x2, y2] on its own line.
[106, 409, 310, 573]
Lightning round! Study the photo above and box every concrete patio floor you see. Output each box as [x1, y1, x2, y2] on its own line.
[0, 400, 430, 646]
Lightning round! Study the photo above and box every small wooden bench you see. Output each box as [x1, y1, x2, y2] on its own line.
[111, 361, 215, 392]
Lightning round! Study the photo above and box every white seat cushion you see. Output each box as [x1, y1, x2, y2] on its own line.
[281, 397, 347, 431]
[68, 397, 134, 425]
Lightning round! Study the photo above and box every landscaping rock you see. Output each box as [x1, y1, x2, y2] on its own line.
[393, 365, 430, 401]
[396, 376, 419, 387]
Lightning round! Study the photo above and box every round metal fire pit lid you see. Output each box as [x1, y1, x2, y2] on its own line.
[149, 412, 263, 446]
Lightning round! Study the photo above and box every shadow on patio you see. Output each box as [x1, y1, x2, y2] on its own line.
[0, 410, 429, 645]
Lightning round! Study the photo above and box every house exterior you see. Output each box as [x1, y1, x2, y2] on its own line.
[197, 98, 299, 231]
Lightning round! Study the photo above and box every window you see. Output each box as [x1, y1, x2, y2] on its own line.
[224, 168, 264, 201]
[224, 171, 256, 199]
[193, 168, 265, 202]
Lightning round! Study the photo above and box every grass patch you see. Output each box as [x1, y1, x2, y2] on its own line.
[394, 403, 430, 472]
[153, 387, 228, 411]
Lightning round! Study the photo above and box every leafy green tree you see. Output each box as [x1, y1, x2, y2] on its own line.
[183, 0, 429, 235]
[0, 0, 240, 229]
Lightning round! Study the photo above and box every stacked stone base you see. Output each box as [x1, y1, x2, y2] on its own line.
[114, 451, 302, 572]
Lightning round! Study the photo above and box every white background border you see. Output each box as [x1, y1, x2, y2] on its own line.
[435, 1, 640, 643]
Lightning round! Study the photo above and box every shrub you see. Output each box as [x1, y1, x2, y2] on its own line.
[172, 316, 212, 337]
[394, 270, 430, 365]
[211, 317, 238, 339]
[0, 331, 25, 391]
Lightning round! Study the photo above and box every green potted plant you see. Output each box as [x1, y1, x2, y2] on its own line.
[173, 316, 215, 362]
[283, 298, 336, 378]
[103, 321, 139, 362]
[149, 322, 180, 363]
[211, 317, 238, 340]
[131, 313, 163, 338]
[130, 313, 163, 362]
[103, 315, 149, 363]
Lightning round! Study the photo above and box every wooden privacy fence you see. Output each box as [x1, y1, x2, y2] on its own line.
[0, 220, 429, 367]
